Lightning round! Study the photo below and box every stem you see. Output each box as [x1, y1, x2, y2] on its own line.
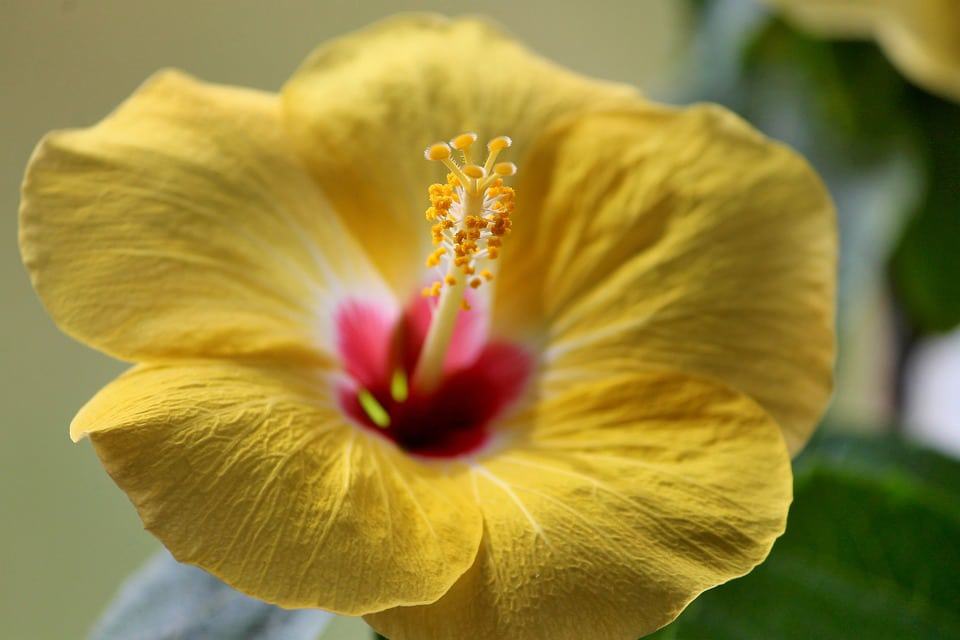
[411, 189, 482, 392]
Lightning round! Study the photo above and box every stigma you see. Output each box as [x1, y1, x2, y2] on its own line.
[421, 133, 516, 298]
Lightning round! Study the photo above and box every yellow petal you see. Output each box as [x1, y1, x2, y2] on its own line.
[767, 0, 960, 102]
[367, 371, 793, 640]
[72, 361, 482, 614]
[496, 105, 836, 454]
[20, 69, 390, 364]
[282, 14, 638, 295]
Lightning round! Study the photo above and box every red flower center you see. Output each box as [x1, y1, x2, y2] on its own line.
[335, 295, 532, 458]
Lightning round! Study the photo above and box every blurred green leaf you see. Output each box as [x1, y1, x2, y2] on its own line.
[892, 206, 960, 334]
[797, 433, 960, 504]
[649, 436, 960, 639]
[90, 551, 332, 640]
[890, 92, 960, 334]
[742, 19, 912, 158]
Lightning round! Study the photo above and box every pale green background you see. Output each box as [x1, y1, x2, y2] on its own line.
[0, 2, 685, 638]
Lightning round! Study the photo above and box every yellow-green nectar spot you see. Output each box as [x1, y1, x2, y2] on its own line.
[391, 369, 409, 403]
[358, 389, 390, 428]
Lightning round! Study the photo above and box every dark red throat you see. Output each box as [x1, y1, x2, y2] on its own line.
[335, 296, 531, 458]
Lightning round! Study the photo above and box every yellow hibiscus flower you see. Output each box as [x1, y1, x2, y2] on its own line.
[766, 0, 960, 102]
[18, 15, 836, 640]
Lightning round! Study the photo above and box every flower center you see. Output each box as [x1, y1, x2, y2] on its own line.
[335, 133, 527, 458]
[335, 296, 531, 458]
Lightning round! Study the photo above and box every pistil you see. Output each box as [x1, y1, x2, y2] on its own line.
[411, 134, 516, 392]
[413, 264, 469, 391]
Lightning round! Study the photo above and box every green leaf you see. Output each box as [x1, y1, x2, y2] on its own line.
[90, 551, 332, 640]
[796, 433, 960, 505]
[890, 91, 960, 334]
[892, 204, 960, 334]
[741, 18, 913, 159]
[649, 436, 960, 639]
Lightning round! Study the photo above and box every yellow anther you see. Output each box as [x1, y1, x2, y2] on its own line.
[462, 164, 487, 179]
[445, 274, 458, 286]
[450, 132, 478, 150]
[461, 300, 472, 311]
[470, 277, 482, 289]
[494, 162, 517, 177]
[487, 136, 512, 152]
[425, 142, 452, 161]
[486, 180, 504, 196]
[425, 247, 446, 268]
[421, 281, 443, 297]
[481, 269, 494, 281]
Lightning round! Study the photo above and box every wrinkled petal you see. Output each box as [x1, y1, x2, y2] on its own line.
[19, 70, 391, 363]
[494, 105, 836, 454]
[367, 370, 792, 640]
[71, 361, 482, 614]
[768, 0, 960, 102]
[282, 14, 638, 294]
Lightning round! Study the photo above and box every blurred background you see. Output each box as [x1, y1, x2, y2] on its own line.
[2, 1, 957, 638]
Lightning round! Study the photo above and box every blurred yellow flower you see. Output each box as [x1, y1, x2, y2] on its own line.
[767, 0, 960, 102]
[19, 15, 836, 640]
